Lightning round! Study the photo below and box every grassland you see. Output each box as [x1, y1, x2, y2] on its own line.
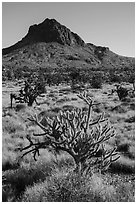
[2, 80, 135, 202]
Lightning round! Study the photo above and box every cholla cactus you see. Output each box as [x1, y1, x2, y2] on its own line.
[21, 91, 119, 173]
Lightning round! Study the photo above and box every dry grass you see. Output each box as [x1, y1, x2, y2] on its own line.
[20, 171, 116, 202]
[20, 165, 134, 202]
[2, 82, 135, 202]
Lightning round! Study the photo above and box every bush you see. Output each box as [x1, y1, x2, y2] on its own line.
[2, 157, 56, 201]
[90, 72, 103, 88]
[115, 85, 129, 101]
[20, 171, 116, 202]
[109, 72, 121, 83]
[2, 117, 25, 134]
[109, 155, 135, 174]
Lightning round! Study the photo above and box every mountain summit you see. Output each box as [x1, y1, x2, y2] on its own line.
[26, 18, 85, 46]
[2, 18, 134, 83]
[3, 18, 85, 55]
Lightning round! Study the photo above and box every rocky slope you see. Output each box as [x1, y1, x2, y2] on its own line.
[2, 18, 135, 82]
[3, 18, 85, 55]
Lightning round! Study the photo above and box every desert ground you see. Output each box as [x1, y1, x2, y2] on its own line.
[2, 80, 135, 202]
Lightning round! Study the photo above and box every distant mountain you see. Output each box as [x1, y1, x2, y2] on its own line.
[2, 18, 135, 82]
[3, 18, 85, 55]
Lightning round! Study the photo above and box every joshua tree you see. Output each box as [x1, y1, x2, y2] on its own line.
[10, 90, 26, 108]
[21, 91, 119, 174]
[111, 84, 128, 101]
[10, 79, 46, 108]
[111, 84, 135, 101]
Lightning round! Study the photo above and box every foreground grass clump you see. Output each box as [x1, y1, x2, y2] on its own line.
[20, 170, 116, 202]
[110, 155, 135, 174]
[20, 168, 134, 202]
[2, 151, 75, 202]
[2, 155, 56, 201]
[2, 116, 25, 134]
[3, 151, 135, 202]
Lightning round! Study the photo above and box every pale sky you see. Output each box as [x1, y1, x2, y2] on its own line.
[2, 2, 135, 57]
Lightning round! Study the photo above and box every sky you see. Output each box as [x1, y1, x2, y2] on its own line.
[2, 2, 135, 57]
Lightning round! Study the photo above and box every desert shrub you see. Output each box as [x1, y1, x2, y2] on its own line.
[128, 145, 135, 159]
[69, 69, 81, 84]
[109, 71, 121, 83]
[2, 117, 25, 134]
[51, 73, 64, 85]
[15, 104, 26, 111]
[113, 84, 129, 101]
[2, 151, 19, 171]
[69, 68, 85, 90]
[109, 155, 135, 174]
[2, 181, 16, 202]
[4, 69, 15, 80]
[129, 102, 135, 110]
[127, 72, 135, 84]
[4, 160, 134, 202]
[114, 181, 134, 202]
[2, 152, 74, 202]
[56, 96, 71, 104]
[59, 87, 71, 94]
[116, 138, 134, 159]
[125, 116, 135, 123]
[102, 172, 135, 202]
[94, 46, 108, 60]
[110, 105, 127, 113]
[20, 171, 116, 202]
[2, 158, 56, 201]
[21, 170, 135, 202]
[117, 143, 129, 153]
[2, 130, 26, 171]
[80, 72, 91, 84]
[90, 72, 103, 88]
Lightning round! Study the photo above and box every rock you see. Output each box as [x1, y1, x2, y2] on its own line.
[3, 18, 85, 55]
[25, 18, 85, 46]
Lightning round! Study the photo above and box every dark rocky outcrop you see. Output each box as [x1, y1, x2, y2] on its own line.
[3, 18, 85, 55]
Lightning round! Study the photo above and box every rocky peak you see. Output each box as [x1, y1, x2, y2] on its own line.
[3, 18, 86, 55]
[23, 18, 85, 46]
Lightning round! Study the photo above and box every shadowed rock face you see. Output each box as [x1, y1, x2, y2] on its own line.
[26, 18, 85, 46]
[3, 18, 85, 55]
